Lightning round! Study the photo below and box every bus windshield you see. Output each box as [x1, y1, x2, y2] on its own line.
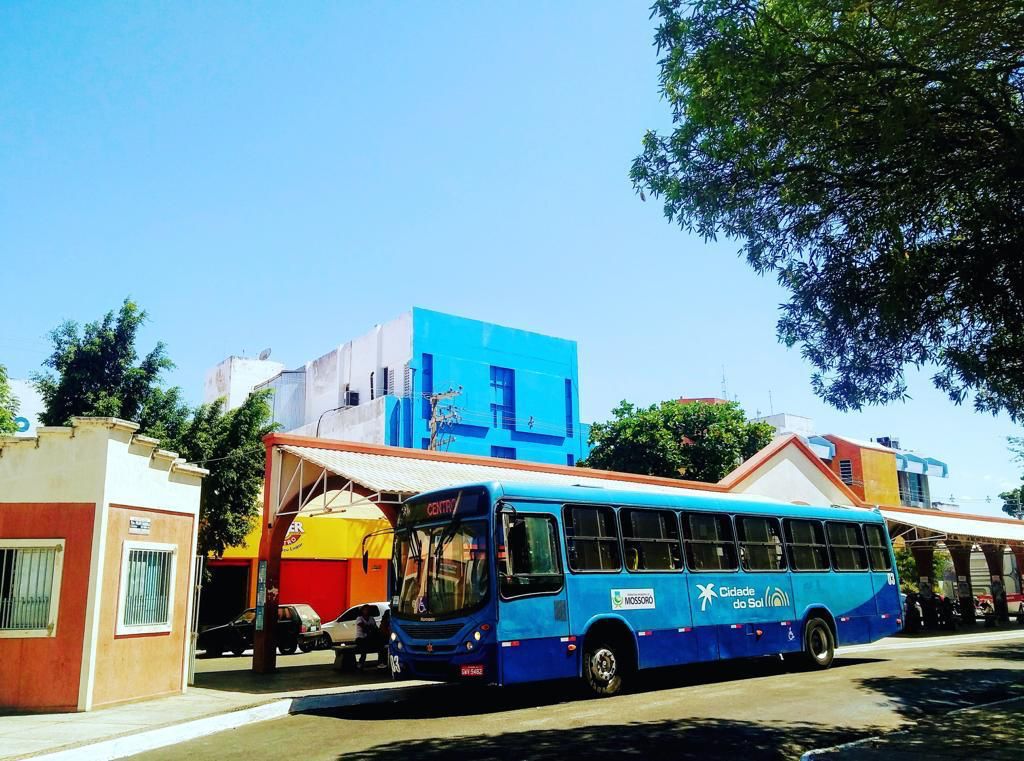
[393, 520, 490, 619]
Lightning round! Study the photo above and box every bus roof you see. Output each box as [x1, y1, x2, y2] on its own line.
[409, 481, 884, 523]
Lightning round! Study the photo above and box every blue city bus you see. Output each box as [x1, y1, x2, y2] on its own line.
[385, 481, 902, 696]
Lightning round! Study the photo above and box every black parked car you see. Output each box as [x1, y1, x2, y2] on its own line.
[198, 604, 322, 656]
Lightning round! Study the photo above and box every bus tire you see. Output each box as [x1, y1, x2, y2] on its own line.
[799, 617, 835, 670]
[583, 639, 627, 697]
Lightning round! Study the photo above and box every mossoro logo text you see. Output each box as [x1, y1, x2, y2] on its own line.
[611, 588, 656, 610]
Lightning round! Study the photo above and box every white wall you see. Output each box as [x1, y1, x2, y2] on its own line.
[732, 446, 857, 507]
[301, 312, 412, 428]
[292, 396, 388, 443]
[203, 357, 284, 410]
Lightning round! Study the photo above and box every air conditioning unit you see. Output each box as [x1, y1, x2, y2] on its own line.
[345, 391, 360, 407]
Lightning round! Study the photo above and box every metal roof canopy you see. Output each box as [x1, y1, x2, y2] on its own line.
[272, 444, 774, 528]
[882, 507, 1024, 546]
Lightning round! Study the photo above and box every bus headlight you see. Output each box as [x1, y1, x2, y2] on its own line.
[465, 641, 474, 651]
[390, 632, 397, 641]
[395, 641, 403, 650]
[473, 631, 482, 641]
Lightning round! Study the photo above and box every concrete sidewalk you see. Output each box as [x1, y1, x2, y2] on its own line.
[804, 696, 1024, 759]
[0, 651, 438, 761]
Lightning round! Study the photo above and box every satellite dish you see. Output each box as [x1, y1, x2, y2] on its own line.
[258, 348, 272, 361]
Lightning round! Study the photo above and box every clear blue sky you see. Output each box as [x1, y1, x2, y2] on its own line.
[1, 2, 1019, 514]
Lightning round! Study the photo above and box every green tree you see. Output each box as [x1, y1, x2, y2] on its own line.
[895, 545, 953, 592]
[169, 391, 276, 557]
[633, 1, 1024, 420]
[0, 364, 19, 435]
[33, 299, 276, 556]
[1001, 488, 1023, 519]
[582, 399, 775, 482]
[33, 298, 188, 434]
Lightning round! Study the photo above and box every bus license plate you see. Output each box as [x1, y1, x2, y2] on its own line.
[460, 664, 485, 677]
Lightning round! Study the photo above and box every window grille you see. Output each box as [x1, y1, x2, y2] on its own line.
[489, 366, 516, 430]
[0, 545, 59, 632]
[122, 547, 174, 628]
[683, 513, 738, 571]
[838, 460, 854, 485]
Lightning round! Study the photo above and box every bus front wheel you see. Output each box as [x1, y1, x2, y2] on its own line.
[583, 640, 627, 697]
[797, 618, 835, 670]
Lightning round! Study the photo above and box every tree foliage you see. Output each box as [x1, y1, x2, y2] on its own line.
[33, 299, 184, 429]
[0, 364, 19, 435]
[633, 1, 1024, 420]
[582, 399, 775, 482]
[33, 299, 276, 556]
[169, 391, 276, 557]
[1003, 436, 1024, 518]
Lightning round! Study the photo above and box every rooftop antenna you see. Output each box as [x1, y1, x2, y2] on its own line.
[768, 389, 774, 415]
[258, 348, 272, 361]
[721, 366, 728, 400]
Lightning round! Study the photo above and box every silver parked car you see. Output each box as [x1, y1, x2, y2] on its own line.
[322, 601, 389, 647]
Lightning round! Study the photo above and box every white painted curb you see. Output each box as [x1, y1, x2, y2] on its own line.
[23, 684, 438, 761]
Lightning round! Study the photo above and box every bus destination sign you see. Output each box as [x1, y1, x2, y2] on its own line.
[398, 489, 487, 527]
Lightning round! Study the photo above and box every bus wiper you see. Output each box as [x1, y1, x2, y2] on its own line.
[433, 493, 463, 558]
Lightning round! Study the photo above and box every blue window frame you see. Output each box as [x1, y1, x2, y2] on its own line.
[421, 353, 434, 419]
[564, 379, 574, 438]
[566, 454, 575, 467]
[491, 446, 516, 460]
[490, 366, 515, 430]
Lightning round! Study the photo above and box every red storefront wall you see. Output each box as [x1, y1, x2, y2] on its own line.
[279, 559, 349, 622]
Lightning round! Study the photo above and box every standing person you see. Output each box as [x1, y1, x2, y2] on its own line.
[354, 605, 378, 671]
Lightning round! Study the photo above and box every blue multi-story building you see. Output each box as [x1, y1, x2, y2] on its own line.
[203, 308, 590, 466]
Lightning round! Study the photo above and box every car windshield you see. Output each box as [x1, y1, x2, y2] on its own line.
[393, 520, 489, 619]
[235, 610, 255, 625]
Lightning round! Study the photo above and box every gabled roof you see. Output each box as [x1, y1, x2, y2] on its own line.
[717, 433, 862, 504]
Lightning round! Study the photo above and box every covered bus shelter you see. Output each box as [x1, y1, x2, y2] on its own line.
[881, 505, 1024, 623]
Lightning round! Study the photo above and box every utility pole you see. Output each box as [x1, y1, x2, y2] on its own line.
[428, 386, 462, 451]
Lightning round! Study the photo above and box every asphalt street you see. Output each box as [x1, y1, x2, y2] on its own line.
[132, 630, 1024, 761]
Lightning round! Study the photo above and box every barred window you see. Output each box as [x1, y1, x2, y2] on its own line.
[827, 522, 868, 571]
[863, 524, 893, 571]
[737, 516, 786, 571]
[620, 509, 682, 572]
[0, 541, 64, 635]
[564, 505, 620, 572]
[118, 542, 177, 634]
[784, 519, 830, 571]
[683, 513, 738, 572]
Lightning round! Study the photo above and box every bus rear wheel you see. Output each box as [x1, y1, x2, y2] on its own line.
[798, 618, 835, 670]
[583, 640, 626, 697]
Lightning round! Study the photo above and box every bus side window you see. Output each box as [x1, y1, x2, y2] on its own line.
[682, 513, 738, 572]
[620, 508, 682, 572]
[563, 505, 621, 572]
[784, 519, 830, 571]
[826, 522, 869, 571]
[500, 514, 563, 599]
[737, 516, 786, 571]
[863, 524, 893, 570]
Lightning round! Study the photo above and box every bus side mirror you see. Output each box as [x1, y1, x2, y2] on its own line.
[362, 550, 369, 574]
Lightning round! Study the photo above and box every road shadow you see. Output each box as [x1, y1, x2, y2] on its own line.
[330, 716, 878, 761]
[856, 667, 1024, 721]
[956, 642, 1024, 662]
[312, 655, 883, 720]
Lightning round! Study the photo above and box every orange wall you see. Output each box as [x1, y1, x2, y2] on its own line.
[826, 438, 867, 501]
[349, 558, 388, 608]
[0, 502, 95, 712]
[91, 505, 194, 708]
[824, 437, 900, 505]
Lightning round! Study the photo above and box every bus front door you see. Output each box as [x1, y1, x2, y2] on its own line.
[497, 512, 575, 684]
